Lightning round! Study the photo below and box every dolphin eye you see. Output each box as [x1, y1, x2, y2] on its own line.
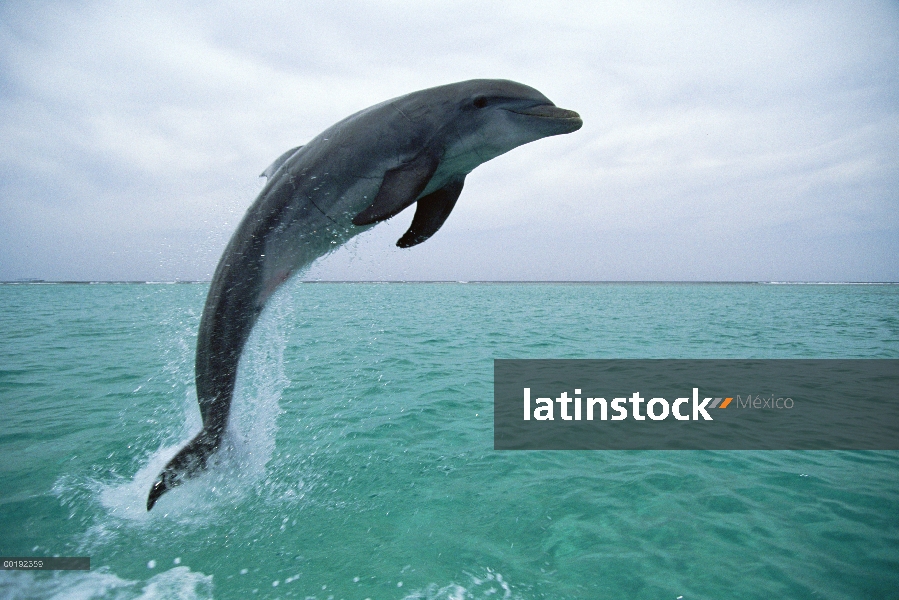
[472, 96, 489, 109]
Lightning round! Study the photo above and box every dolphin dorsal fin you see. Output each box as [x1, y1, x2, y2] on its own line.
[396, 177, 465, 248]
[260, 146, 303, 179]
[352, 151, 440, 226]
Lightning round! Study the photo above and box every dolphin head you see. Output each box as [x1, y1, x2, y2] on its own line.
[431, 79, 583, 169]
[351, 80, 583, 245]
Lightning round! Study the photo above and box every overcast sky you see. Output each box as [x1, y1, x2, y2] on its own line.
[1, 1, 897, 282]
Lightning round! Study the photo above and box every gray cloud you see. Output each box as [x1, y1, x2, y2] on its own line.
[1, 0, 897, 281]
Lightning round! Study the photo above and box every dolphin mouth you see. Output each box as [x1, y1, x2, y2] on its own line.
[506, 104, 582, 130]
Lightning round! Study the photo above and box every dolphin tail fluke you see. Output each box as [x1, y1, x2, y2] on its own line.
[146, 428, 222, 511]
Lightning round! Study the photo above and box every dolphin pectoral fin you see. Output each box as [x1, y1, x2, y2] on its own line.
[146, 428, 221, 511]
[352, 151, 440, 226]
[396, 177, 466, 248]
[260, 146, 303, 179]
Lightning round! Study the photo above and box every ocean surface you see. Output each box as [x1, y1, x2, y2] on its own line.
[0, 282, 897, 600]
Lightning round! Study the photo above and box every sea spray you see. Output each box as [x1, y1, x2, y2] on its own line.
[95, 282, 294, 522]
[221, 281, 292, 488]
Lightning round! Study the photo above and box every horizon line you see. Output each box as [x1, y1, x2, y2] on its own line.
[2, 279, 898, 285]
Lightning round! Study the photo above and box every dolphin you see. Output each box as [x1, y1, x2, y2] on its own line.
[146, 79, 582, 510]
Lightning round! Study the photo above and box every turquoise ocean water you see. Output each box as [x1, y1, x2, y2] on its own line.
[0, 282, 897, 599]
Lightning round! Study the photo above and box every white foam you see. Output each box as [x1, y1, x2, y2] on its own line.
[133, 567, 213, 599]
[402, 569, 517, 600]
[0, 566, 213, 600]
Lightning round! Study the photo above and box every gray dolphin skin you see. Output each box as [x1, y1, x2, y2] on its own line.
[146, 79, 582, 510]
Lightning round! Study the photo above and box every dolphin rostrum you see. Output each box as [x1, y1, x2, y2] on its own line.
[146, 79, 582, 510]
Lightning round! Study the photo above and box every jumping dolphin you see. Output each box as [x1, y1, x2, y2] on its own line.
[146, 79, 582, 510]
